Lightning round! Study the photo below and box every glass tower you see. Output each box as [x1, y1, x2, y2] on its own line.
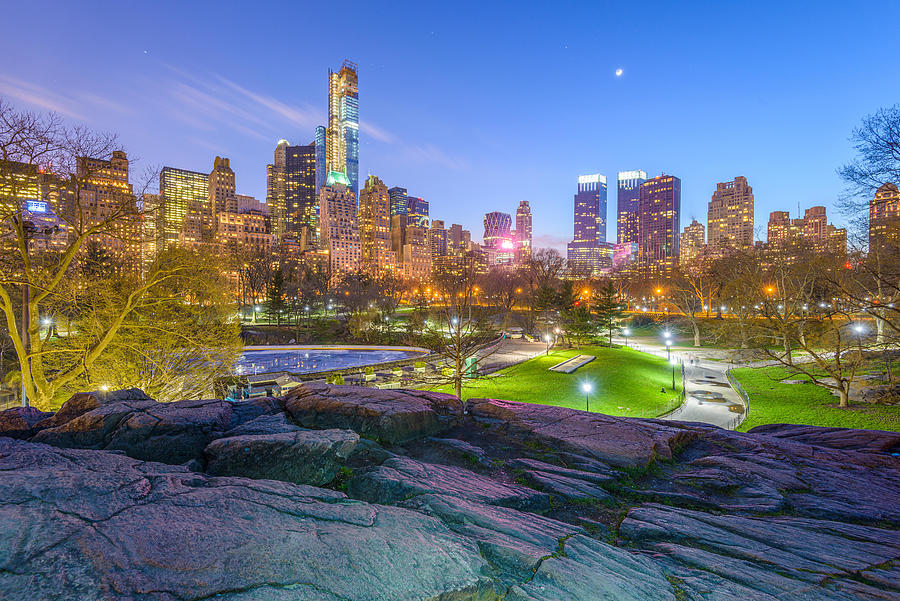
[617, 170, 646, 245]
[325, 60, 359, 198]
[573, 173, 607, 245]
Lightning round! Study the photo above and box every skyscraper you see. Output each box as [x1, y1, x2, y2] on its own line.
[680, 219, 706, 266]
[159, 166, 210, 248]
[515, 200, 532, 262]
[428, 219, 448, 259]
[617, 170, 646, 245]
[707, 176, 754, 253]
[388, 187, 408, 218]
[266, 140, 317, 245]
[406, 196, 429, 228]
[637, 174, 681, 277]
[77, 150, 139, 262]
[870, 182, 900, 248]
[567, 174, 607, 273]
[318, 170, 360, 273]
[483, 211, 512, 249]
[767, 207, 846, 256]
[573, 174, 607, 244]
[358, 175, 395, 273]
[325, 60, 359, 197]
[209, 156, 236, 215]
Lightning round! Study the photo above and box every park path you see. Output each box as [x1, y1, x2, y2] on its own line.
[619, 339, 747, 429]
[476, 338, 546, 374]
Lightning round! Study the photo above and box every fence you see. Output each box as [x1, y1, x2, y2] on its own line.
[725, 368, 751, 430]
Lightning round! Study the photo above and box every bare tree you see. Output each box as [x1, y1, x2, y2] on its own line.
[421, 255, 499, 399]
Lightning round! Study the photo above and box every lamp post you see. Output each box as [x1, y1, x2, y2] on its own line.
[543, 334, 551, 355]
[670, 358, 677, 391]
[622, 328, 630, 348]
[582, 381, 592, 412]
[665, 339, 672, 361]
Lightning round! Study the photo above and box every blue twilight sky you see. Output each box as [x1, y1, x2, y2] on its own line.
[1, 0, 898, 252]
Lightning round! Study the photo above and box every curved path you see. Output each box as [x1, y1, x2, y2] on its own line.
[617, 340, 747, 429]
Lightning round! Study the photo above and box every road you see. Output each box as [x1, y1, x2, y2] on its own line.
[476, 337, 546, 373]
[618, 339, 747, 429]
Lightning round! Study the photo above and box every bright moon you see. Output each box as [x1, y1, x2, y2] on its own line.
[615, 68, 623, 77]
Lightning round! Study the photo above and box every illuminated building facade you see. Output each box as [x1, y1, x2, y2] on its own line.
[209, 156, 236, 215]
[266, 139, 317, 245]
[637, 174, 681, 277]
[708, 176, 753, 253]
[483, 211, 512, 249]
[406, 196, 429, 228]
[388, 186, 409, 218]
[159, 166, 210, 248]
[325, 60, 359, 197]
[870, 183, 900, 247]
[516, 200, 532, 263]
[567, 174, 608, 274]
[428, 219, 448, 259]
[215, 210, 271, 252]
[767, 206, 846, 256]
[617, 170, 646, 245]
[680, 219, 706, 266]
[318, 171, 360, 273]
[77, 151, 140, 263]
[358, 175, 395, 273]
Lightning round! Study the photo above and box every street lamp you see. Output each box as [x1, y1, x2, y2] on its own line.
[665, 339, 672, 361]
[670, 357, 677, 391]
[582, 381, 592, 412]
[543, 334, 551, 355]
[622, 327, 630, 348]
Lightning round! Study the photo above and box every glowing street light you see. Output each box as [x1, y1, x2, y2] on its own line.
[543, 333, 551, 355]
[622, 327, 630, 348]
[853, 323, 866, 335]
[582, 381, 593, 412]
[665, 339, 672, 361]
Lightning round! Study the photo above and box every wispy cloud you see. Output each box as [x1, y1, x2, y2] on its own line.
[360, 121, 396, 143]
[0, 75, 85, 119]
[402, 143, 469, 170]
[154, 64, 326, 143]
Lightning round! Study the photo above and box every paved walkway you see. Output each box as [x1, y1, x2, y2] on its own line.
[477, 338, 546, 374]
[618, 339, 747, 429]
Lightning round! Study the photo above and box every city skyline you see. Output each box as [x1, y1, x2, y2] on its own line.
[1, 2, 899, 252]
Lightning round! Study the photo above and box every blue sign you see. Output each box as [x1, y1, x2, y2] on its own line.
[25, 200, 48, 213]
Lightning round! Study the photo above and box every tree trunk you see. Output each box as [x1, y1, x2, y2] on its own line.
[783, 335, 793, 366]
[838, 384, 850, 408]
[739, 320, 748, 349]
[692, 321, 701, 347]
[876, 315, 885, 346]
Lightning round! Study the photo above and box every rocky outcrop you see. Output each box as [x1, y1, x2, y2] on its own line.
[0, 405, 51, 439]
[0, 437, 491, 601]
[285, 382, 463, 443]
[32, 397, 234, 464]
[748, 422, 900, 453]
[205, 428, 359, 485]
[1, 385, 898, 601]
[466, 397, 699, 467]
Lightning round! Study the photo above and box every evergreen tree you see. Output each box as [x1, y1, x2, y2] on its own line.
[593, 281, 625, 345]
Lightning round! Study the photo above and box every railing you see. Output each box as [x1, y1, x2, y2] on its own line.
[725, 368, 751, 430]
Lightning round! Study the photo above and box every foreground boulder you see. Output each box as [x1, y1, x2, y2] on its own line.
[285, 382, 463, 443]
[0, 438, 493, 601]
[0, 405, 51, 439]
[204, 428, 360, 485]
[1, 385, 898, 600]
[31, 396, 233, 464]
[466, 397, 699, 467]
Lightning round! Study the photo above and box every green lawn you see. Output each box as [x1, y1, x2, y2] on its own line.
[731, 366, 900, 432]
[432, 345, 682, 418]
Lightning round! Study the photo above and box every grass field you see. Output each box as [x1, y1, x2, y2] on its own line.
[432, 345, 682, 418]
[731, 366, 900, 433]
